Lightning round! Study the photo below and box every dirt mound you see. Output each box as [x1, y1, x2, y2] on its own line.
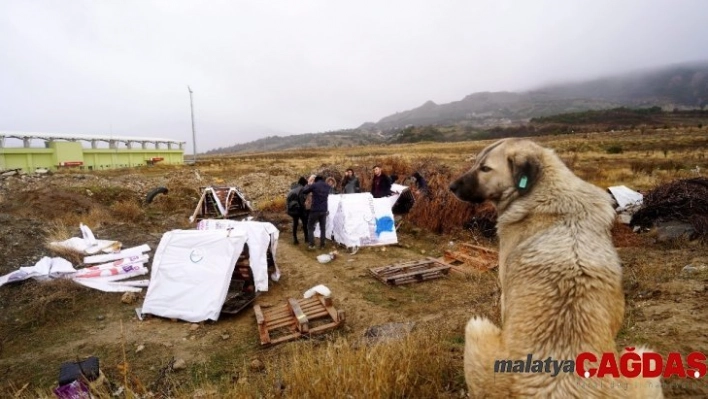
[630, 177, 708, 236]
[0, 187, 102, 221]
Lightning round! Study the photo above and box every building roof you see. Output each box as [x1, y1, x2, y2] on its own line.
[0, 131, 185, 144]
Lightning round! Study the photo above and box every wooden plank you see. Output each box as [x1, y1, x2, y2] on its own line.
[288, 298, 310, 333]
[460, 243, 497, 254]
[318, 295, 339, 321]
[253, 305, 270, 344]
[254, 305, 265, 325]
[264, 307, 295, 319]
[308, 322, 340, 334]
[444, 251, 492, 270]
[270, 332, 302, 345]
[267, 319, 298, 330]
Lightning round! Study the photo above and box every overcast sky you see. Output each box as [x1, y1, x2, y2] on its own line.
[1, 0, 707, 153]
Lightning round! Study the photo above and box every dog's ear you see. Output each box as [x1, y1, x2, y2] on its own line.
[507, 152, 541, 195]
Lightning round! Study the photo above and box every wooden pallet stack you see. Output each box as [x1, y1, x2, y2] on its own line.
[369, 257, 451, 286]
[253, 295, 345, 346]
[221, 243, 275, 315]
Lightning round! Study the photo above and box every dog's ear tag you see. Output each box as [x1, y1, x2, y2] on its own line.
[518, 176, 528, 189]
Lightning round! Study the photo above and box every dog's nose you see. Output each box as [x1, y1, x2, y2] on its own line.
[449, 181, 459, 193]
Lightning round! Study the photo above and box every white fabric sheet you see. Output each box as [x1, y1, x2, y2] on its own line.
[196, 219, 281, 291]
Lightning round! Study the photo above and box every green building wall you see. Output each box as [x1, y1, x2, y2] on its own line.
[0, 142, 184, 172]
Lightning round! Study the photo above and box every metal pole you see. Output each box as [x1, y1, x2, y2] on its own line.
[188, 85, 197, 164]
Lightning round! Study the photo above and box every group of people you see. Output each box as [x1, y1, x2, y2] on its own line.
[286, 166, 428, 250]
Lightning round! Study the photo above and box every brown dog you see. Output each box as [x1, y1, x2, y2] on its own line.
[449, 138, 663, 398]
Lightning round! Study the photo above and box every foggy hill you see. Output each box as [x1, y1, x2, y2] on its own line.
[207, 60, 708, 154]
[362, 60, 708, 132]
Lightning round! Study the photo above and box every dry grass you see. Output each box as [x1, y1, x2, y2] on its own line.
[12, 325, 463, 399]
[258, 196, 286, 213]
[183, 326, 463, 398]
[110, 200, 145, 223]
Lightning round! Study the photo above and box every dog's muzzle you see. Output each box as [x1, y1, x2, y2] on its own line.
[449, 175, 486, 204]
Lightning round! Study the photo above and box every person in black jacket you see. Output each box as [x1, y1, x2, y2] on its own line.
[341, 168, 361, 194]
[285, 177, 309, 245]
[302, 175, 331, 250]
[371, 165, 392, 198]
[412, 171, 429, 197]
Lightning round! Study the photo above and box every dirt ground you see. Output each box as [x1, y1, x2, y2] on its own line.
[0, 168, 706, 398]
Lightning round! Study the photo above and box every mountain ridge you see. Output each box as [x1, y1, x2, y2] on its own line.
[206, 60, 708, 155]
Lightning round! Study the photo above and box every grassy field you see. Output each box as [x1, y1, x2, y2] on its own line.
[0, 129, 706, 398]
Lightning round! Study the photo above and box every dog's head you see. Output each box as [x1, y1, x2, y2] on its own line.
[449, 138, 542, 205]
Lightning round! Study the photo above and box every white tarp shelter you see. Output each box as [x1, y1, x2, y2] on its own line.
[141, 220, 281, 323]
[141, 229, 247, 322]
[319, 184, 407, 248]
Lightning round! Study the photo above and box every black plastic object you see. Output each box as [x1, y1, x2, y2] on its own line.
[58, 356, 100, 386]
[145, 186, 169, 204]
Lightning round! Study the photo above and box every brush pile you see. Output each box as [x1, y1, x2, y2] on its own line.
[630, 177, 708, 237]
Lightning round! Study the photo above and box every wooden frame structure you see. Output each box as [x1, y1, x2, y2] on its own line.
[189, 186, 253, 223]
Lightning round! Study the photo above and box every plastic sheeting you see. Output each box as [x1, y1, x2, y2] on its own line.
[141, 229, 248, 322]
[608, 185, 643, 211]
[0, 257, 76, 287]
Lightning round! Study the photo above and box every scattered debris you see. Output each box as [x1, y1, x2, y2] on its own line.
[250, 359, 265, 372]
[54, 356, 103, 398]
[0, 256, 76, 288]
[49, 223, 121, 255]
[121, 292, 137, 304]
[145, 186, 169, 204]
[630, 177, 708, 238]
[304, 284, 331, 299]
[608, 185, 644, 224]
[172, 358, 187, 371]
[369, 258, 451, 286]
[316, 251, 338, 264]
[253, 295, 345, 346]
[655, 221, 696, 242]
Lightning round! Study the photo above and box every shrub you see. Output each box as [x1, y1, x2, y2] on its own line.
[606, 145, 624, 154]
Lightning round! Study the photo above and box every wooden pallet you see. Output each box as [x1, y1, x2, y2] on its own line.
[253, 295, 345, 346]
[443, 243, 498, 271]
[369, 257, 451, 286]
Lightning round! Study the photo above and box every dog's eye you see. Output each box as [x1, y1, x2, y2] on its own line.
[480, 165, 492, 172]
